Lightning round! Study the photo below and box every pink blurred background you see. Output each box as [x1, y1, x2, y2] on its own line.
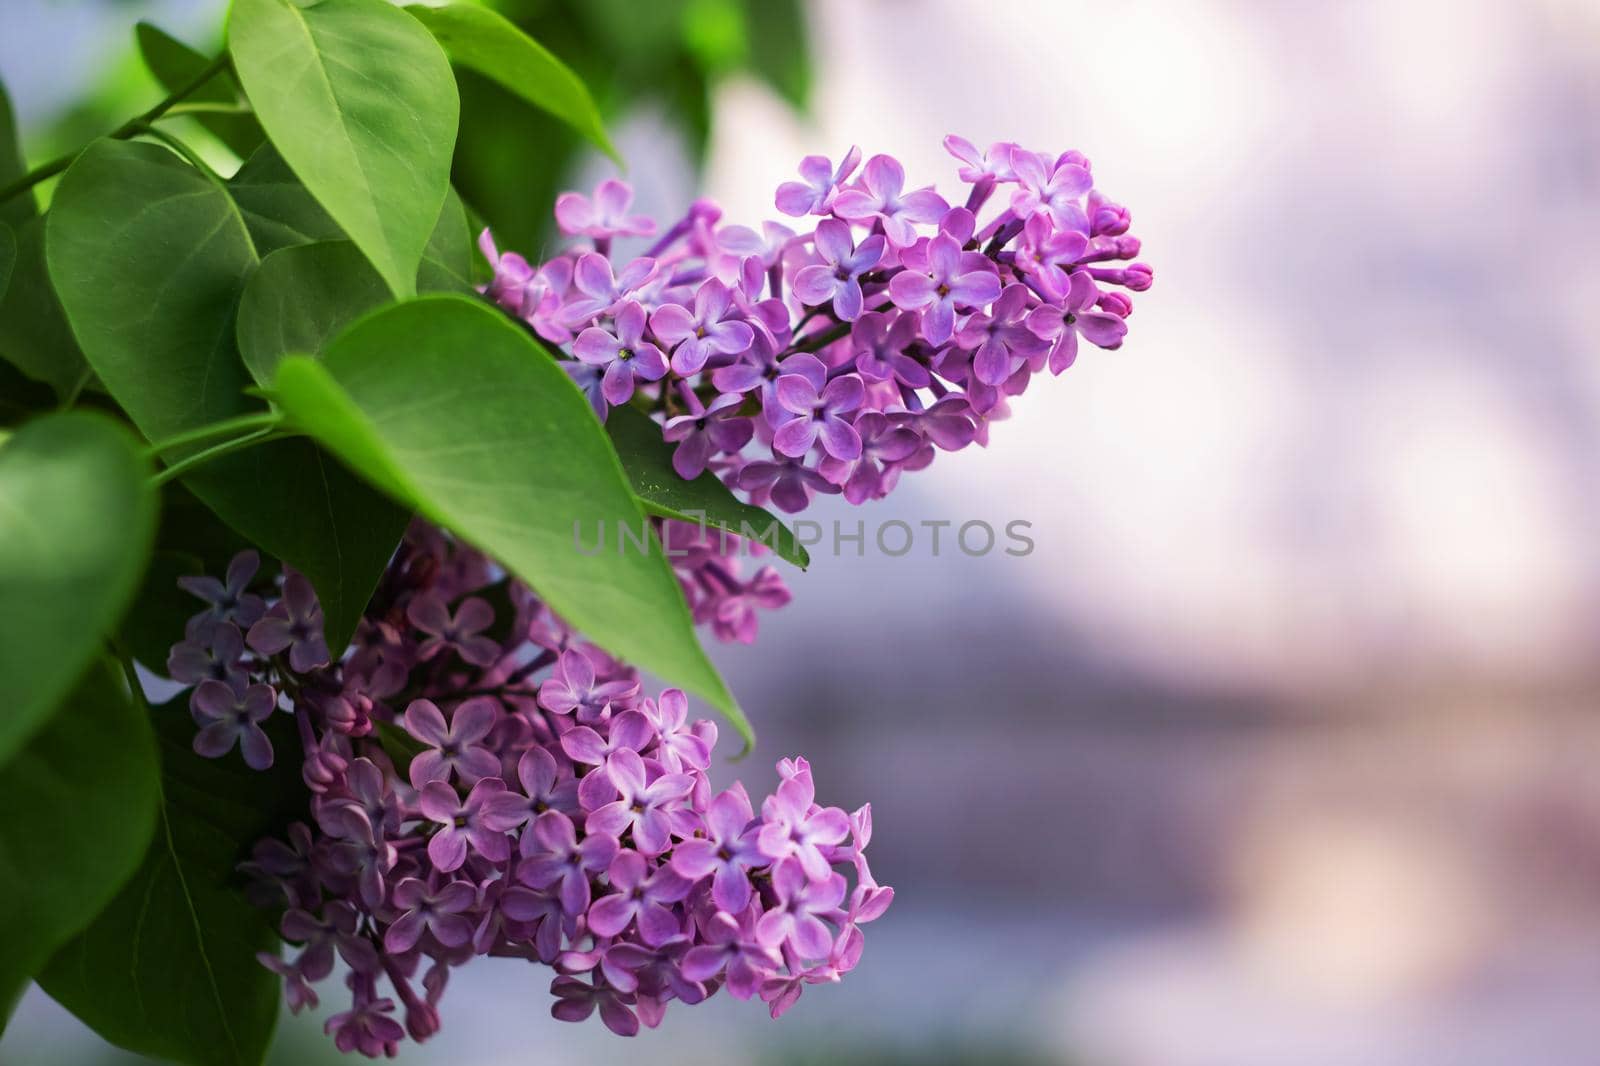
[6, 1, 1600, 1063]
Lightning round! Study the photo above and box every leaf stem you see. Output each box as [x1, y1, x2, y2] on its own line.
[0, 52, 230, 205]
[144, 411, 283, 458]
[158, 102, 253, 118]
[150, 427, 290, 487]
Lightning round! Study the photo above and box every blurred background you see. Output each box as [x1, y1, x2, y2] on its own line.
[6, 0, 1600, 1063]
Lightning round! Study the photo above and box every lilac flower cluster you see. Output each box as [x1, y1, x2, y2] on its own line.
[480, 137, 1151, 513]
[166, 529, 888, 1055]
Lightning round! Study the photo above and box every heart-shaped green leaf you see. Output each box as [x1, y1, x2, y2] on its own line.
[406, 2, 617, 162]
[46, 137, 408, 654]
[227, 0, 459, 299]
[0, 220, 14, 303]
[135, 22, 265, 159]
[0, 216, 90, 402]
[40, 700, 306, 1066]
[272, 295, 749, 744]
[606, 404, 809, 568]
[236, 226, 471, 387]
[0, 659, 160, 1011]
[0, 412, 155, 764]
[0, 77, 34, 229]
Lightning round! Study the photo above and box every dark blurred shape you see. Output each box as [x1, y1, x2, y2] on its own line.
[451, 0, 810, 252]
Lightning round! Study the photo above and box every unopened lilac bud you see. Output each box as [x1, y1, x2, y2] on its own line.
[1098, 291, 1134, 317]
[1089, 190, 1131, 236]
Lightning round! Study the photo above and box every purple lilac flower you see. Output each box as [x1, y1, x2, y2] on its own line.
[662, 390, 753, 480]
[383, 878, 477, 953]
[887, 233, 1001, 345]
[560, 254, 659, 327]
[772, 372, 866, 461]
[407, 593, 500, 667]
[1027, 267, 1129, 373]
[550, 975, 639, 1037]
[958, 282, 1050, 385]
[573, 301, 669, 408]
[671, 787, 762, 912]
[419, 778, 513, 872]
[832, 154, 948, 248]
[403, 697, 501, 787]
[649, 279, 754, 376]
[791, 219, 884, 321]
[756, 857, 847, 958]
[1009, 147, 1092, 233]
[168, 619, 248, 690]
[587, 850, 691, 945]
[555, 179, 656, 240]
[583, 748, 695, 856]
[247, 569, 330, 672]
[177, 549, 266, 628]
[774, 146, 861, 217]
[518, 809, 619, 915]
[738, 454, 840, 514]
[537, 649, 639, 720]
[758, 772, 851, 880]
[191, 679, 276, 769]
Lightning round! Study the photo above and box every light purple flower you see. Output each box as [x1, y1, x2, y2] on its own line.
[681, 909, 780, 999]
[774, 146, 860, 217]
[737, 454, 840, 514]
[560, 253, 660, 327]
[538, 649, 640, 720]
[641, 689, 712, 771]
[517, 809, 619, 916]
[791, 219, 884, 321]
[1008, 147, 1092, 233]
[755, 857, 847, 958]
[246, 569, 329, 673]
[419, 778, 512, 872]
[648, 279, 754, 376]
[550, 975, 639, 1037]
[326, 998, 405, 1056]
[819, 412, 921, 504]
[584, 748, 695, 855]
[383, 877, 477, 953]
[177, 549, 266, 628]
[758, 773, 851, 881]
[662, 391, 753, 480]
[587, 850, 691, 945]
[773, 372, 865, 461]
[555, 179, 656, 239]
[957, 282, 1048, 385]
[942, 135, 1018, 183]
[560, 709, 654, 766]
[191, 679, 276, 769]
[1026, 268, 1128, 374]
[832, 154, 948, 247]
[671, 787, 763, 913]
[403, 697, 501, 787]
[886, 233, 1001, 346]
[407, 593, 500, 667]
[849, 309, 928, 387]
[574, 301, 669, 407]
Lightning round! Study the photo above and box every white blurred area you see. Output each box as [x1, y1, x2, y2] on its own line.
[8, 2, 1600, 1064]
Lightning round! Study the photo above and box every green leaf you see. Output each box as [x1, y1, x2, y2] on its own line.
[406, 2, 617, 162]
[607, 404, 809, 568]
[135, 22, 265, 159]
[236, 241, 392, 387]
[0, 216, 91, 401]
[39, 699, 304, 1066]
[228, 142, 343, 255]
[237, 225, 471, 387]
[0, 660, 160, 1008]
[738, 0, 811, 110]
[0, 412, 155, 765]
[227, 0, 459, 299]
[272, 295, 750, 744]
[0, 77, 34, 229]
[0, 220, 13, 303]
[47, 137, 408, 654]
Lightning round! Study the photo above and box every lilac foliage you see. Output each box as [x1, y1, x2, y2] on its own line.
[169, 532, 887, 1055]
[481, 136, 1152, 517]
